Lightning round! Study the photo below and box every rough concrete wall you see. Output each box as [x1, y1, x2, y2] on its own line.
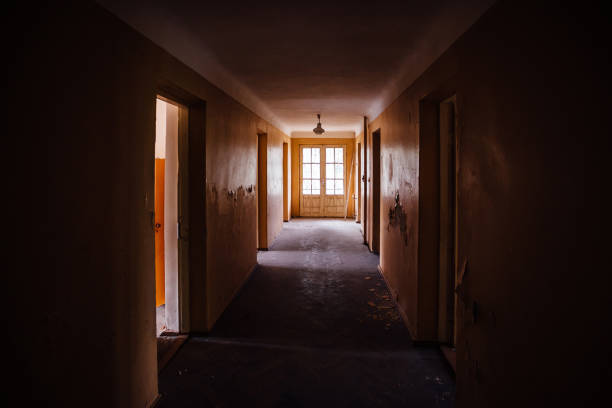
[369, 1, 609, 406]
[7, 2, 288, 406]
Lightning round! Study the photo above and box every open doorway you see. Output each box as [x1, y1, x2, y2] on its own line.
[257, 133, 268, 249]
[283, 142, 289, 222]
[155, 96, 189, 370]
[356, 142, 361, 223]
[438, 95, 457, 370]
[371, 129, 381, 253]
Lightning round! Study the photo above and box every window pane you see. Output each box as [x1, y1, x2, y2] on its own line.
[312, 189, 320, 195]
[335, 164, 343, 179]
[312, 148, 320, 163]
[312, 163, 320, 179]
[326, 179, 334, 194]
[312, 180, 320, 190]
[326, 164, 334, 179]
[303, 180, 311, 193]
[303, 163, 311, 178]
[335, 148, 343, 163]
[335, 180, 343, 191]
[326, 148, 334, 163]
[303, 148, 311, 163]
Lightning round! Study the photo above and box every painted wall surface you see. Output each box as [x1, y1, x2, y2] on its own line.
[265, 129, 290, 248]
[290, 138, 356, 218]
[291, 131, 356, 139]
[7, 2, 288, 406]
[366, 1, 609, 406]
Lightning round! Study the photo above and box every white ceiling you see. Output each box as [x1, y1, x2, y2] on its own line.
[98, 0, 496, 136]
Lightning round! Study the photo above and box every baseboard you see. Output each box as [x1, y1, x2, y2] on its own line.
[440, 345, 457, 373]
[377, 264, 418, 340]
[149, 393, 161, 408]
[157, 334, 188, 373]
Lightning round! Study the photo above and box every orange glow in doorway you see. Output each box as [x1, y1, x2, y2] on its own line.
[155, 158, 165, 307]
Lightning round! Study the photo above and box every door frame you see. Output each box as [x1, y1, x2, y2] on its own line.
[155, 84, 207, 334]
[370, 129, 381, 253]
[438, 94, 458, 346]
[298, 143, 350, 217]
[155, 94, 190, 334]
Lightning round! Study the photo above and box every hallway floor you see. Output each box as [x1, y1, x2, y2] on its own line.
[158, 219, 454, 407]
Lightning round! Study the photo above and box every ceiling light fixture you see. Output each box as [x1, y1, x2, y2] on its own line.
[313, 113, 325, 135]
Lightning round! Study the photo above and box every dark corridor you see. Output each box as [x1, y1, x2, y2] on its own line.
[158, 219, 454, 407]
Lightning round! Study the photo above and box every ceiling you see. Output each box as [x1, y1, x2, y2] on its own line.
[98, 0, 496, 135]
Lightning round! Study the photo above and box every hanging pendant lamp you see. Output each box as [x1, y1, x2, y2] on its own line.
[313, 113, 325, 135]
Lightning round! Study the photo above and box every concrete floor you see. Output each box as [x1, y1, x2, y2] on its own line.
[158, 219, 454, 407]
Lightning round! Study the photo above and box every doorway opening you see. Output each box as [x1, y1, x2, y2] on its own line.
[438, 95, 457, 370]
[371, 129, 381, 253]
[356, 142, 361, 223]
[258, 133, 268, 249]
[155, 96, 189, 370]
[283, 142, 289, 222]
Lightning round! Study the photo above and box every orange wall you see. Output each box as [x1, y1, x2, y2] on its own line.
[154, 158, 165, 306]
[8, 2, 289, 406]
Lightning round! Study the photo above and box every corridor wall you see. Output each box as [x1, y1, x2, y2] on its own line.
[8, 2, 289, 406]
[364, 1, 608, 406]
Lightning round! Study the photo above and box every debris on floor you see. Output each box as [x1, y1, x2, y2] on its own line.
[158, 219, 455, 407]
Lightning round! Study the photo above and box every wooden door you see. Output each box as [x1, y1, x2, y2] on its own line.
[299, 145, 323, 216]
[323, 146, 346, 217]
[154, 158, 165, 307]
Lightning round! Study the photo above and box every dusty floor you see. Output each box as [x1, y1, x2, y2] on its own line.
[158, 219, 454, 407]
